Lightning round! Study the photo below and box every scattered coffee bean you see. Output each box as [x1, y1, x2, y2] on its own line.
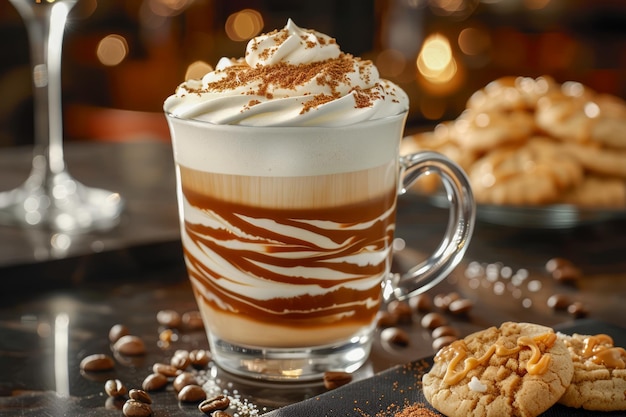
[122, 399, 152, 417]
[182, 311, 204, 330]
[448, 299, 473, 315]
[375, 310, 398, 328]
[545, 257, 572, 273]
[420, 312, 446, 330]
[128, 389, 152, 404]
[431, 325, 458, 339]
[157, 309, 182, 329]
[433, 292, 460, 311]
[141, 373, 168, 391]
[386, 300, 412, 323]
[547, 294, 570, 310]
[152, 362, 181, 377]
[212, 412, 231, 417]
[381, 327, 410, 347]
[198, 394, 231, 414]
[552, 265, 582, 284]
[173, 372, 198, 392]
[178, 384, 207, 403]
[323, 371, 353, 390]
[567, 301, 589, 318]
[432, 335, 457, 351]
[159, 329, 176, 345]
[189, 349, 211, 368]
[108, 324, 130, 344]
[104, 379, 127, 397]
[408, 293, 431, 312]
[113, 335, 146, 356]
[80, 354, 115, 372]
[170, 351, 191, 370]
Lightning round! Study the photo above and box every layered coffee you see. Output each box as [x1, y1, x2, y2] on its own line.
[179, 162, 397, 347]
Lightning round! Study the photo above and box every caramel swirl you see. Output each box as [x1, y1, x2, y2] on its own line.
[580, 334, 626, 369]
[435, 331, 556, 385]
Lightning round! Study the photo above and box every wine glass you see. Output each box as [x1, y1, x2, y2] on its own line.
[0, 0, 123, 233]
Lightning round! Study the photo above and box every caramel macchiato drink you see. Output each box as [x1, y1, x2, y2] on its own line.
[165, 20, 475, 381]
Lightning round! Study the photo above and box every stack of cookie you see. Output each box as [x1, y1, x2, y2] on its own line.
[403, 76, 626, 207]
[422, 322, 626, 416]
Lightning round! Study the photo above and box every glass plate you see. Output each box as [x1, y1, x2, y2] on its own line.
[427, 193, 626, 229]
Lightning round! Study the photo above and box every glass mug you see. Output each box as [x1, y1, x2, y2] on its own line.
[165, 111, 475, 381]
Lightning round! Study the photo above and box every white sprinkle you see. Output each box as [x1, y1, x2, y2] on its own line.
[468, 376, 487, 393]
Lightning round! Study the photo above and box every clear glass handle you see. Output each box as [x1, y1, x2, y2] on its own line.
[385, 151, 475, 300]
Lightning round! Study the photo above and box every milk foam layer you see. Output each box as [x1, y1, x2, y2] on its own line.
[164, 19, 408, 127]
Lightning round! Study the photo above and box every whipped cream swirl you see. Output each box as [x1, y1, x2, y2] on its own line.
[164, 19, 408, 126]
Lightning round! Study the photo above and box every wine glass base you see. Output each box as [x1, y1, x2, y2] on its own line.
[0, 171, 123, 233]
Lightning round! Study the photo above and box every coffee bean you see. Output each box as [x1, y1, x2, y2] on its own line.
[567, 301, 589, 318]
[547, 294, 570, 310]
[108, 324, 130, 344]
[375, 310, 398, 328]
[113, 335, 146, 356]
[380, 327, 410, 347]
[182, 311, 204, 330]
[178, 384, 206, 402]
[387, 300, 412, 323]
[431, 325, 458, 339]
[152, 362, 181, 377]
[448, 299, 473, 315]
[212, 412, 231, 417]
[408, 293, 431, 312]
[420, 312, 446, 330]
[198, 394, 231, 414]
[104, 379, 127, 397]
[433, 292, 460, 311]
[122, 399, 152, 417]
[141, 373, 167, 391]
[80, 354, 115, 372]
[128, 389, 152, 404]
[323, 371, 353, 390]
[432, 335, 457, 351]
[545, 257, 572, 273]
[552, 265, 582, 283]
[189, 349, 211, 368]
[157, 309, 182, 329]
[173, 371, 197, 392]
[170, 352, 191, 370]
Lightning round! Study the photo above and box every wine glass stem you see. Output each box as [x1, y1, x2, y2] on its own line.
[15, 1, 77, 178]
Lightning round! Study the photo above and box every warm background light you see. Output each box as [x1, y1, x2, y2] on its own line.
[225, 9, 264, 42]
[184, 60, 213, 81]
[96, 34, 128, 67]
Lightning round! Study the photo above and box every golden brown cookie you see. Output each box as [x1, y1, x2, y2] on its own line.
[558, 332, 626, 411]
[466, 75, 558, 114]
[468, 137, 583, 205]
[561, 142, 626, 179]
[558, 176, 626, 207]
[422, 322, 574, 417]
[454, 108, 535, 153]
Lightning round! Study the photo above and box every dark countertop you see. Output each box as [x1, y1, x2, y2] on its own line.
[0, 141, 625, 416]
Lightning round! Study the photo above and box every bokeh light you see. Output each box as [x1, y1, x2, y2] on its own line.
[458, 26, 491, 56]
[225, 9, 264, 42]
[185, 60, 213, 81]
[96, 34, 128, 67]
[375, 49, 406, 78]
[417, 34, 456, 83]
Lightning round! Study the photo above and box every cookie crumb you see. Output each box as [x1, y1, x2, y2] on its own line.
[393, 402, 441, 416]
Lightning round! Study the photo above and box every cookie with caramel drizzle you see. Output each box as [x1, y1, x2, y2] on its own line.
[558, 332, 626, 411]
[422, 322, 573, 417]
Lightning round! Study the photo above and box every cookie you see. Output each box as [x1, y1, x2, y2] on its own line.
[468, 137, 583, 205]
[466, 75, 558, 114]
[558, 332, 626, 411]
[454, 108, 535, 153]
[561, 142, 626, 178]
[422, 322, 573, 417]
[536, 86, 626, 149]
[558, 176, 626, 207]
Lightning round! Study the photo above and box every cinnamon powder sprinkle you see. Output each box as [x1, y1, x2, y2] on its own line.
[189, 54, 382, 113]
